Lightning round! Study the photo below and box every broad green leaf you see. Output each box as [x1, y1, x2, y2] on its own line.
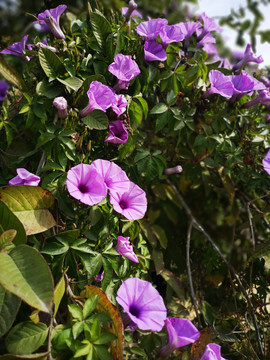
[128, 99, 143, 128]
[0, 353, 48, 359]
[80, 253, 103, 278]
[83, 296, 98, 319]
[36, 79, 62, 98]
[0, 245, 54, 313]
[150, 103, 168, 115]
[81, 286, 124, 360]
[5, 322, 48, 355]
[93, 332, 116, 345]
[38, 48, 66, 80]
[57, 77, 83, 91]
[0, 229, 17, 250]
[0, 57, 25, 89]
[82, 110, 109, 130]
[68, 304, 83, 321]
[53, 272, 66, 317]
[90, 12, 112, 49]
[0, 186, 56, 235]
[152, 224, 168, 249]
[0, 284, 21, 337]
[0, 201, 26, 245]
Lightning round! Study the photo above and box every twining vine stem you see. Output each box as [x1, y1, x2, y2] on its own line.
[166, 179, 265, 359]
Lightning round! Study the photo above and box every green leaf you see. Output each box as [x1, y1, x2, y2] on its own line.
[128, 99, 143, 128]
[53, 273, 66, 317]
[152, 224, 168, 249]
[150, 103, 168, 115]
[0, 285, 21, 337]
[90, 12, 112, 49]
[0, 353, 49, 359]
[94, 345, 112, 360]
[38, 48, 66, 81]
[68, 304, 83, 321]
[72, 321, 84, 339]
[0, 186, 56, 235]
[0, 245, 54, 313]
[36, 79, 62, 98]
[0, 229, 17, 250]
[201, 301, 217, 325]
[0, 201, 26, 245]
[82, 110, 109, 130]
[57, 77, 83, 91]
[83, 296, 98, 319]
[93, 332, 116, 345]
[80, 253, 103, 278]
[0, 57, 25, 89]
[5, 322, 48, 355]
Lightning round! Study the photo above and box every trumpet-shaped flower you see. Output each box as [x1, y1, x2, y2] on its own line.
[109, 54, 140, 91]
[263, 150, 270, 175]
[136, 18, 168, 40]
[159, 25, 185, 46]
[0, 81, 8, 101]
[66, 163, 107, 206]
[9, 168, 40, 186]
[111, 94, 128, 116]
[115, 236, 139, 263]
[105, 120, 128, 144]
[144, 40, 167, 62]
[116, 278, 167, 331]
[80, 81, 115, 118]
[243, 89, 270, 108]
[233, 43, 263, 72]
[159, 318, 200, 357]
[201, 343, 227, 360]
[109, 181, 147, 220]
[0, 35, 29, 61]
[91, 159, 130, 195]
[34, 5, 67, 39]
[206, 70, 234, 98]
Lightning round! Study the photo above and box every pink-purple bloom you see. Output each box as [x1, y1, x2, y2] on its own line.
[122, 0, 142, 21]
[66, 163, 107, 206]
[206, 70, 234, 98]
[178, 21, 202, 48]
[233, 43, 263, 72]
[80, 81, 115, 118]
[144, 40, 167, 62]
[159, 318, 200, 357]
[105, 120, 128, 144]
[34, 5, 67, 40]
[9, 168, 40, 186]
[262, 150, 270, 175]
[109, 54, 140, 91]
[0, 35, 30, 61]
[111, 94, 128, 116]
[91, 159, 130, 195]
[198, 12, 223, 39]
[0, 81, 8, 101]
[136, 18, 168, 40]
[115, 236, 139, 263]
[200, 343, 227, 360]
[109, 181, 147, 220]
[116, 278, 167, 331]
[164, 165, 183, 175]
[159, 25, 185, 46]
[53, 96, 68, 119]
[243, 89, 270, 108]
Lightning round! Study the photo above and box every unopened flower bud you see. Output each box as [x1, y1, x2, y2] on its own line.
[164, 165, 183, 175]
[124, 0, 138, 21]
[53, 96, 68, 119]
[44, 15, 65, 39]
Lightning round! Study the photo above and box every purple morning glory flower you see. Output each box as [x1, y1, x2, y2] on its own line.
[91, 159, 130, 195]
[196, 29, 216, 48]
[203, 43, 218, 57]
[122, 0, 142, 22]
[34, 5, 67, 40]
[200, 343, 227, 360]
[116, 278, 167, 331]
[0, 81, 8, 101]
[144, 40, 167, 62]
[178, 21, 202, 48]
[136, 18, 168, 40]
[66, 163, 107, 206]
[80, 81, 115, 118]
[233, 43, 263, 72]
[159, 318, 200, 357]
[263, 150, 270, 175]
[206, 70, 234, 98]
[0, 35, 30, 61]
[159, 25, 185, 46]
[198, 12, 223, 40]
[108, 54, 140, 91]
[53, 96, 68, 119]
[260, 76, 270, 88]
[105, 120, 128, 144]
[111, 94, 128, 116]
[243, 90, 270, 108]
[109, 181, 147, 220]
[115, 236, 139, 263]
[231, 71, 266, 95]
[9, 168, 40, 186]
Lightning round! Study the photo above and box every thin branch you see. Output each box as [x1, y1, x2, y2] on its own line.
[166, 179, 265, 359]
[186, 221, 202, 329]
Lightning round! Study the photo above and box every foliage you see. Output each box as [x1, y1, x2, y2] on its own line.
[0, 0, 270, 359]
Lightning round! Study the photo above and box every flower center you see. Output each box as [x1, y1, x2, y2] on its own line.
[119, 198, 128, 209]
[129, 304, 141, 318]
[78, 184, 89, 193]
